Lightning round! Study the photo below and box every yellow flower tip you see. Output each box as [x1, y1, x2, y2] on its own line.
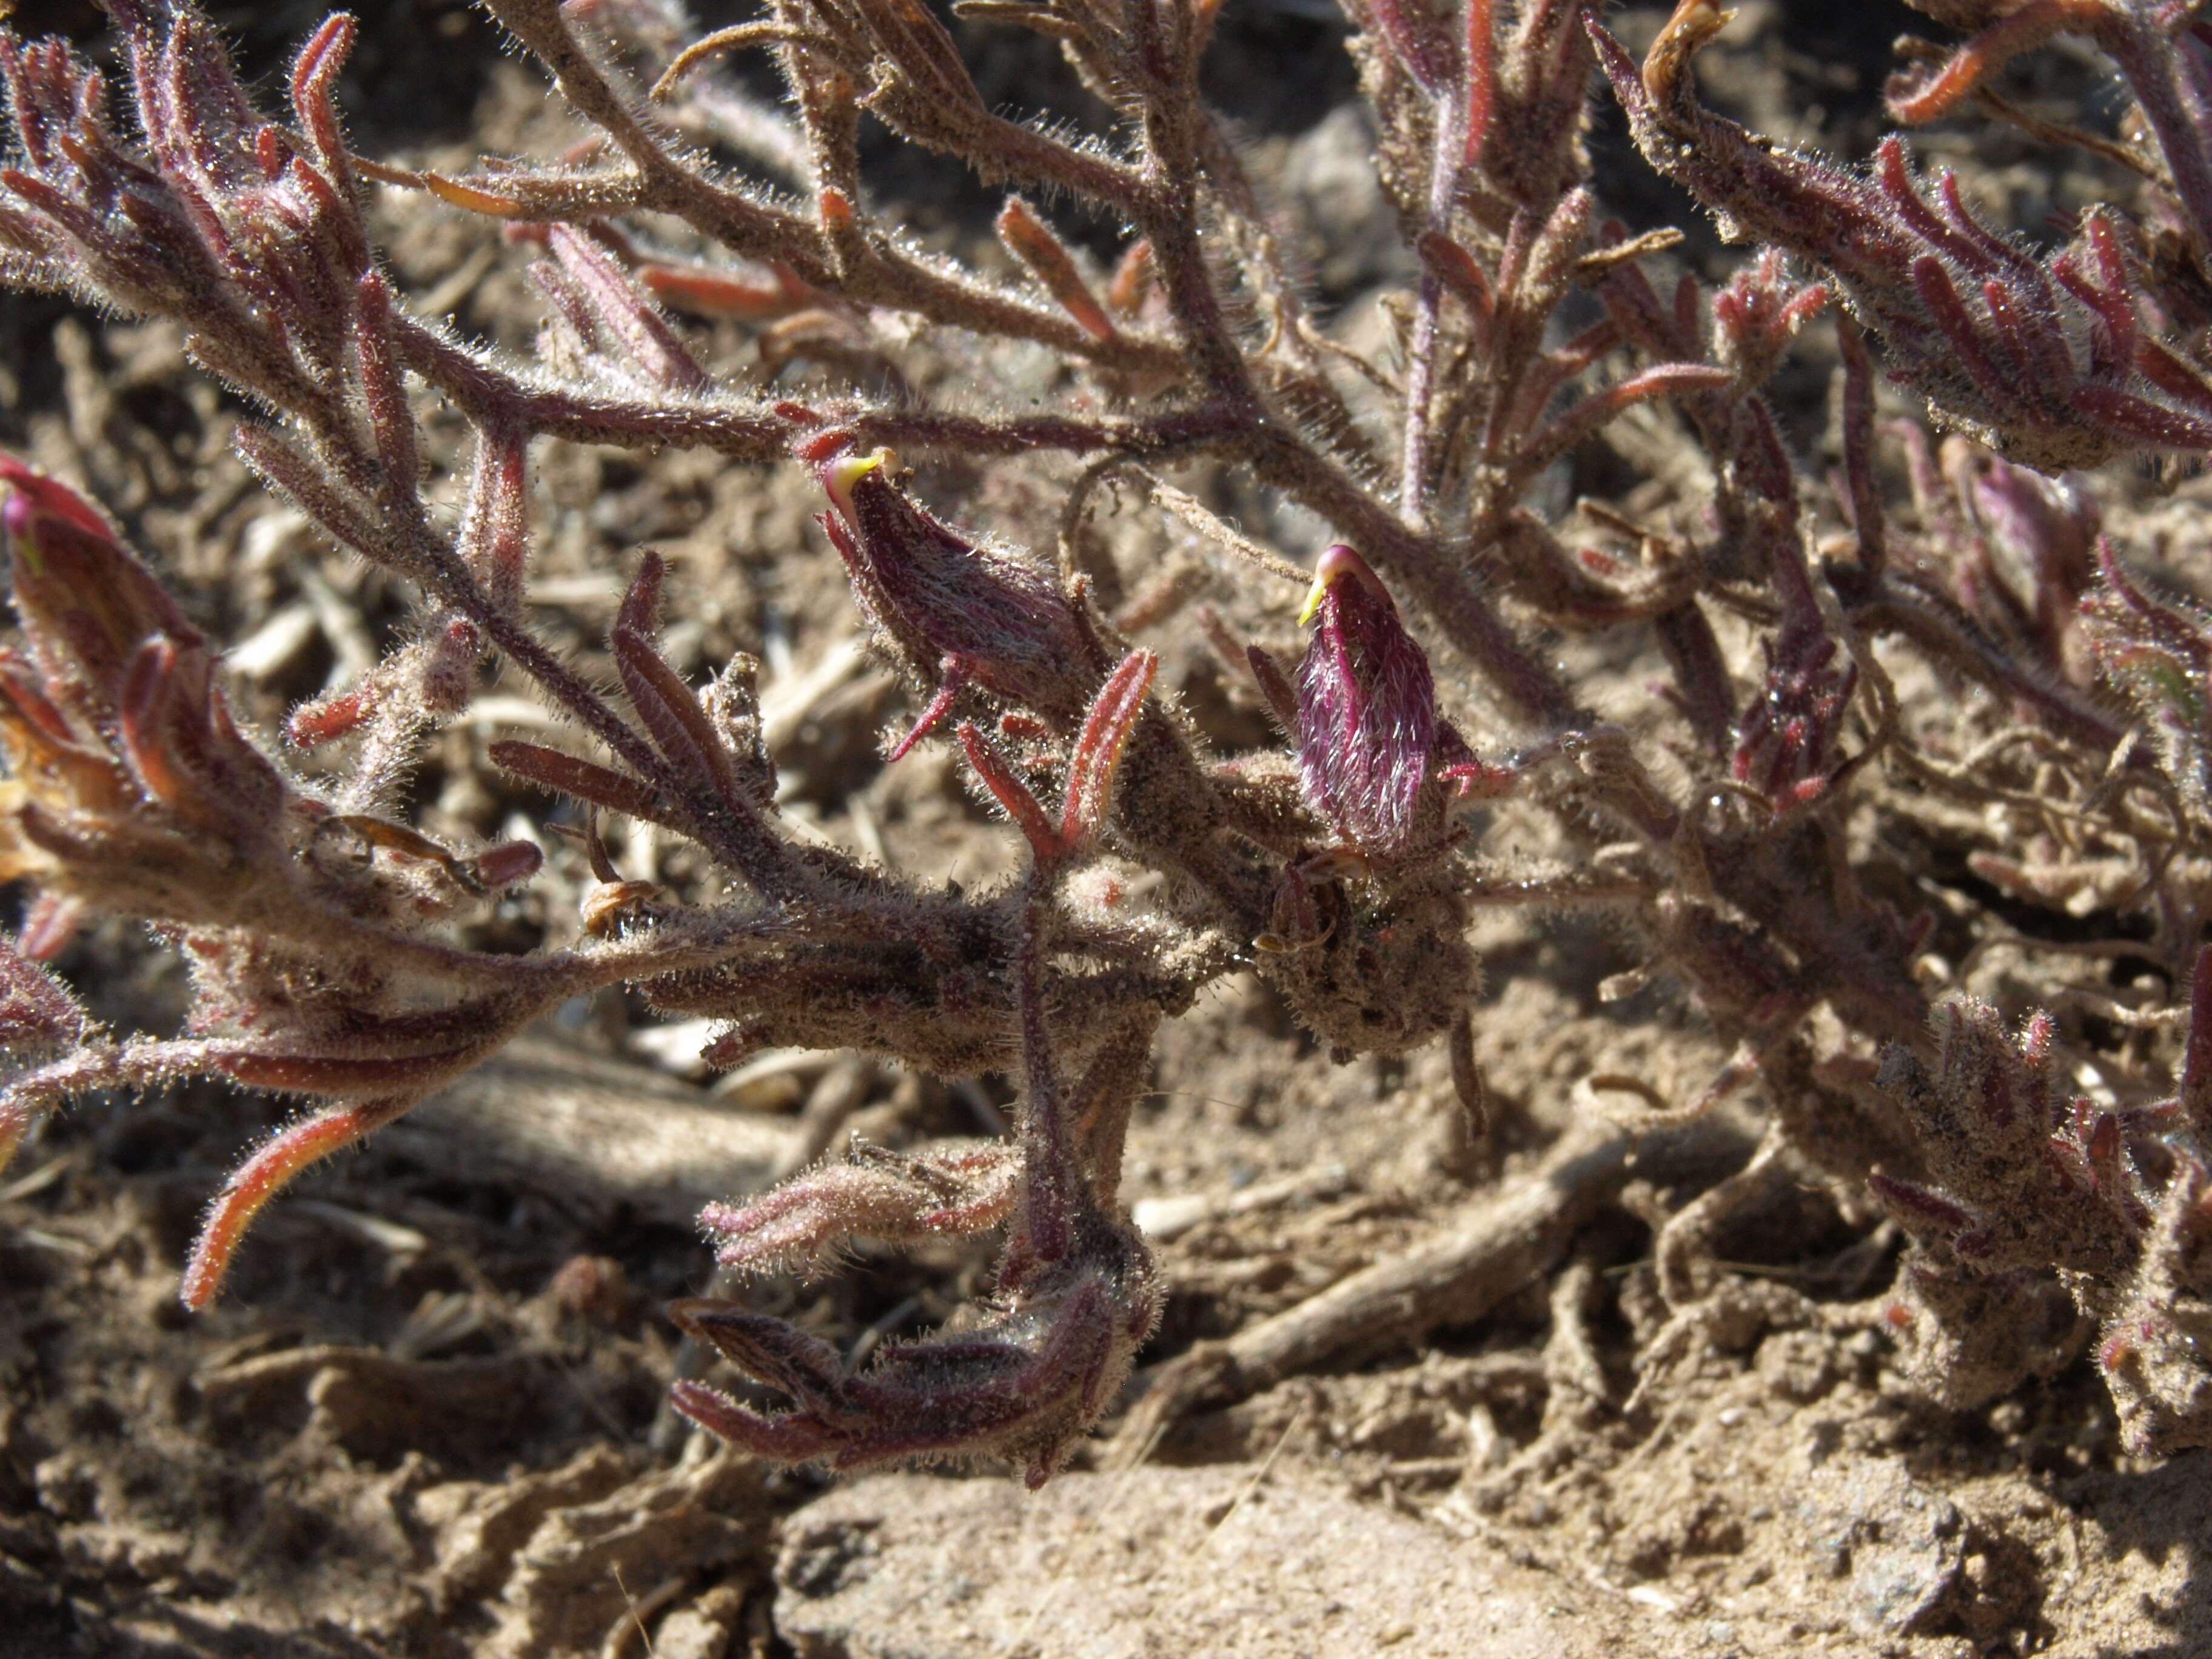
[822, 447, 896, 526]
[1298, 543, 1369, 625]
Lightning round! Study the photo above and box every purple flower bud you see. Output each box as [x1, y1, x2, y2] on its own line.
[817, 448, 1096, 757]
[1293, 545, 1438, 855]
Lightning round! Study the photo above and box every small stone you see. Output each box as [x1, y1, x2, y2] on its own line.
[1792, 1456, 1964, 1637]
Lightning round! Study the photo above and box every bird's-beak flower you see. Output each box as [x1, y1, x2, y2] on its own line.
[811, 446, 1096, 757]
[1293, 545, 1439, 855]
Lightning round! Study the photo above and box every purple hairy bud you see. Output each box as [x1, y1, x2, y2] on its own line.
[816, 447, 1097, 759]
[1295, 545, 1433, 849]
[1293, 545, 1456, 856]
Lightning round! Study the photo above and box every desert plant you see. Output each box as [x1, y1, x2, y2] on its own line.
[7, 0, 2212, 1480]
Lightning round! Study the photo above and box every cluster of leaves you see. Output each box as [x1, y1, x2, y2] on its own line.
[6, 0, 2212, 1476]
